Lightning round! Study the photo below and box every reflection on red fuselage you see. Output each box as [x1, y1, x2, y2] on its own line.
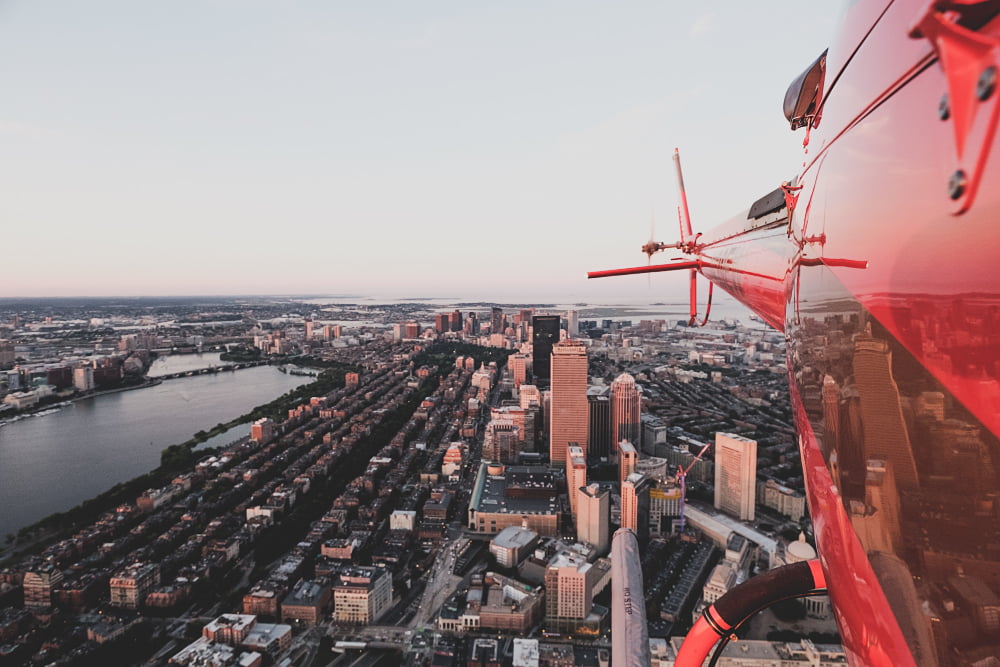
[662, 2, 1000, 664]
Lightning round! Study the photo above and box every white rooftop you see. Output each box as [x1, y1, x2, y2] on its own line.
[170, 637, 234, 665]
[203, 613, 255, 636]
[512, 638, 540, 667]
[685, 504, 777, 553]
[492, 526, 538, 550]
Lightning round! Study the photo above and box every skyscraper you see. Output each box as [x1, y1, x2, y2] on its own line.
[491, 307, 504, 334]
[821, 374, 840, 454]
[852, 327, 920, 492]
[549, 341, 589, 463]
[483, 421, 521, 463]
[566, 444, 587, 517]
[850, 458, 903, 555]
[713, 432, 758, 521]
[587, 386, 612, 461]
[577, 483, 610, 554]
[611, 373, 641, 459]
[492, 405, 535, 451]
[619, 441, 638, 487]
[565, 310, 579, 337]
[621, 472, 652, 542]
[0, 340, 15, 368]
[516, 309, 534, 343]
[649, 481, 683, 536]
[434, 312, 449, 333]
[509, 354, 528, 388]
[640, 414, 667, 455]
[532, 315, 561, 383]
[544, 549, 604, 633]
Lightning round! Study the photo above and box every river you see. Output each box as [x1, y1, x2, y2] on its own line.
[146, 351, 235, 377]
[0, 358, 311, 538]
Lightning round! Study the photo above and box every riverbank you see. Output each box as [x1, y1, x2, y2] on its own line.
[78, 376, 163, 399]
[0, 363, 355, 564]
[2, 354, 280, 428]
[158, 361, 356, 468]
[0, 365, 315, 544]
[0, 377, 163, 428]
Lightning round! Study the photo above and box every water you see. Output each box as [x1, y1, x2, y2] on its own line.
[0, 366, 311, 538]
[301, 294, 759, 327]
[194, 422, 251, 451]
[146, 351, 233, 377]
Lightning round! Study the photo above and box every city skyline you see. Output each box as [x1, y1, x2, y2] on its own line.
[1, 1, 837, 298]
[1, 290, 819, 663]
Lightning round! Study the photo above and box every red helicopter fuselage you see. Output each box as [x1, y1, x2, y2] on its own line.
[595, 1, 1000, 664]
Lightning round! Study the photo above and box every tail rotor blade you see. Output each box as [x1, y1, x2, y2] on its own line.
[674, 148, 694, 244]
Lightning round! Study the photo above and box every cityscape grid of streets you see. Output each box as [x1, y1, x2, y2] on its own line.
[0, 297, 828, 667]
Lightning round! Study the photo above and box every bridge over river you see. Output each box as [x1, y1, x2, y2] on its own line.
[154, 360, 268, 380]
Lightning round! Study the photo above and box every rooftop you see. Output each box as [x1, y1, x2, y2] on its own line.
[549, 549, 590, 572]
[685, 504, 777, 553]
[513, 638, 539, 667]
[170, 637, 235, 664]
[283, 579, 328, 607]
[336, 566, 386, 589]
[203, 613, 255, 635]
[242, 622, 292, 650]
[472, 464, 559, 516]
[492, 526, 538, 550]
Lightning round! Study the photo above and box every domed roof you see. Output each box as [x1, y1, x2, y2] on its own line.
[786, 532, 817, 562]
[613, 372, 636, 385]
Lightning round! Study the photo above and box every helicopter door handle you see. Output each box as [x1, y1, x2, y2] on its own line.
[910, 0, 1000, 214]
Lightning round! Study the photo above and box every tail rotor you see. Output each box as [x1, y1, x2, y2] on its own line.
[591, 148, 711, 325]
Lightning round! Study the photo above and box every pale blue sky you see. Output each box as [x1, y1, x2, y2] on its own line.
[1, 1, 838, 299]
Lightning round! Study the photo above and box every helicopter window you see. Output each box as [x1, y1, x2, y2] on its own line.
[748, 187, 786, 220]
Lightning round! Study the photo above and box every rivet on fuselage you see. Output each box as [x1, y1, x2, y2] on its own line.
[938, 93, 950, 120]
[977, 66, 997, 101]
[948, 170, 967, 200]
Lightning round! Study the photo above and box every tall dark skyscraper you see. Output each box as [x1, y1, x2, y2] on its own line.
[852, 327, 919, 492]
[490, 307, 503, 334]
[587, 386, 611, 461]
[532, 315, 561, 383]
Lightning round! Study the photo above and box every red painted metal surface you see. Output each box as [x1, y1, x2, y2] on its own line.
[586, 260, 700, 280]
[591, 0, 1000, 664]
[674, 559, 828, 666]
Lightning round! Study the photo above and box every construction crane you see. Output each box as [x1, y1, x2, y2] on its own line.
[677, 441, 711, 533]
